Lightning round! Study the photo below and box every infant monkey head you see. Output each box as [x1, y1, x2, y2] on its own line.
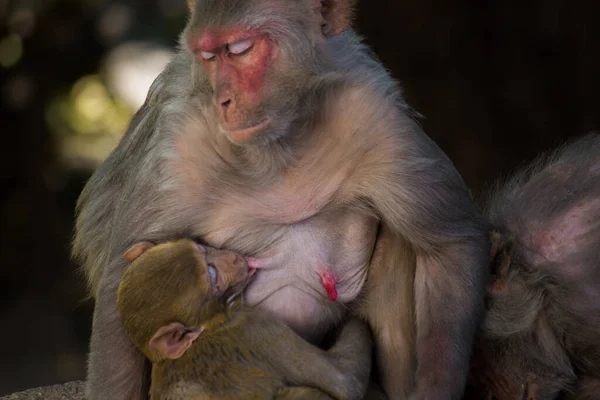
[116, 239, 254, 363]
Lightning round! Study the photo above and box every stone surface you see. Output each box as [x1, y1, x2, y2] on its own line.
[0, 381, 85, 400]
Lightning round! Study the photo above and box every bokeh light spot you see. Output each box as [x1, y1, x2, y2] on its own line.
[0, 34, 24, 68]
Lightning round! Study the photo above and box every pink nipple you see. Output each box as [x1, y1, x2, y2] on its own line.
[320, 271, 338, 301]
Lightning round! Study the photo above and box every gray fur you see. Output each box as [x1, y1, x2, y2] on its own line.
[474, 133, 600, 398]
[73, 2, 488, 399]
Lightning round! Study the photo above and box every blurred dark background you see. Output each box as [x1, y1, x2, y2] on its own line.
[1, 0, 599, 395]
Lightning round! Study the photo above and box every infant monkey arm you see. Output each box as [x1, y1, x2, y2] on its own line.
[270, 316, 373, 400]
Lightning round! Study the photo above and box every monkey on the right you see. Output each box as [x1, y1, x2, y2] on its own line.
[466, 133, 600, 400]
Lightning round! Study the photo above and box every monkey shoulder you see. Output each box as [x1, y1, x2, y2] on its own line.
[319, 81, 443, 175]
[148, 50, 198, 103]
[318, 82, 452, 198]
[321, 82, 400, 142]
[107, 50, 211, 172]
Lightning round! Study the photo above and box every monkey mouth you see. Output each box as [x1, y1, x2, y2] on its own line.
[222, 117, 270, 144]
[243, 267, 257, 288]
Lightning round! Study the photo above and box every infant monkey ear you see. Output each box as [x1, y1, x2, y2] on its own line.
[124, 241, 156, 262]
[149, 322, 203, 360]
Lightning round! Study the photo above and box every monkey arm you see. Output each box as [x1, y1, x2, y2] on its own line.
[74, 59, 195, 399]
[410, 242, 487, 399]
[262, 316, 371, 400]
[355, 117, 489, 399]
[72, 144, 128, 298]
[73, 96, 156, 297]
[74, 102, 158, 399]
[322, 317, 373, 399]
[86, 259, 151, 399]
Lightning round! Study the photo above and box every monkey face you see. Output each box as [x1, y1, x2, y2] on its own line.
[200, 245, 256, 300]
[185, 0, 289, 145]
[119, 239, 257, 362]
[122, 239, 256, 309]
[184, 0, 350, 145]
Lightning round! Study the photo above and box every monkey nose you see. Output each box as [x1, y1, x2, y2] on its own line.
[213, 90, 232, 116]
[217, 97, 232, 114]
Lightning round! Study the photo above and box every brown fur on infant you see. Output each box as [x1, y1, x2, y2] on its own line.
[117, 238, 373, 400]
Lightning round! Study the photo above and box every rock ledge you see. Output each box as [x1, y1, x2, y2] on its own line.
[0, 381, 85, 400]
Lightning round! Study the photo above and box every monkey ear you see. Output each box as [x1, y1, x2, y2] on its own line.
[488, 230, 513, 294]
[149, 322, 202, 360]
[489, 250, 511, 294]
[124, 241, 156, 262]
[316, 0, 357, 37]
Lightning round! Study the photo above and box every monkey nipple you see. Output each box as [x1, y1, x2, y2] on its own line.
[319, 271, 338, 302]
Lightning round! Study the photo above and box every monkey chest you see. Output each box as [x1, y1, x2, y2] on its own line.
[196, 190, 378, 339]
[201, 202, 379, 298]
[170, 132, 379, 338]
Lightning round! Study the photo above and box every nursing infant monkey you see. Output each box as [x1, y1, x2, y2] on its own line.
[117, 239, 372, 399]
[465, 134, 600, 400]
[73, 0, 489, 399]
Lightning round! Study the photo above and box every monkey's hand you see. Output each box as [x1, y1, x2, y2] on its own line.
[268, 316, 371, 400]
[325, 317, 373, 400]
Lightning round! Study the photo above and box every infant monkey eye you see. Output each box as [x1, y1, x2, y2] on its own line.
[227, 39, 253, 55]
[207, 264, 218, 287]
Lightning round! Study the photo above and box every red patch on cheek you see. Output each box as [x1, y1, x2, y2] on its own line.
[319, 271, 338, 301]
[237, 38, 274, 104]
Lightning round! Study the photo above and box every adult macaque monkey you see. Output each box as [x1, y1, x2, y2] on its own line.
[466, 134, 600, 400]
[73, 0, 488, 399]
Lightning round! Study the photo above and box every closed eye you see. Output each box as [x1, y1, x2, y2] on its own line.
[228, 39, 253, 56]
[200, 50, 216, 61]
[207, 264, 218, 287]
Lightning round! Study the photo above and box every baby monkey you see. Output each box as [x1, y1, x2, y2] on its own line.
[117, 239, 373, 400]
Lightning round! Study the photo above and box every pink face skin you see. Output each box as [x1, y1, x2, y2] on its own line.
[189, 27, 277, 144]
